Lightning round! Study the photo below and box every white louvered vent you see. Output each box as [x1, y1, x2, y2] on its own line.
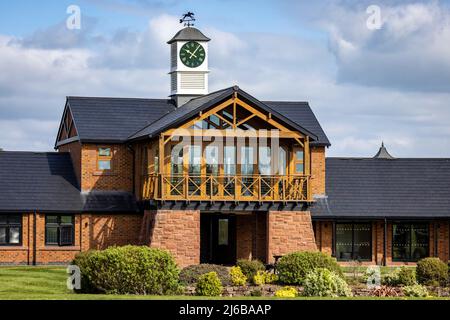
[180, 73, 205, 90]
[171, 44, 177, 68]
[171, 73, 177, 92]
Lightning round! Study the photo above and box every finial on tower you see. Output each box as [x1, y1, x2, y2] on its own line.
[373, 142, 395, 159]
[180, 12, 196, 27]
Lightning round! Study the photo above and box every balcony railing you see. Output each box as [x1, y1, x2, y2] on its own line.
[142, 174, 311, 202]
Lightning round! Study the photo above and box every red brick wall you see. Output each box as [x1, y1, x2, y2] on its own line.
[311, 147, 326, 196]
[140, 210, 200, 268]
[267, 211, 317, 263]
[81, 144, 133, 192]
[0, 213, 142, 265]
[236, 213, 267, 262]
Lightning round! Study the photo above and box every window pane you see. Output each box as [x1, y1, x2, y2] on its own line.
[258, 146, 271, 175]
[336, 224, 353, 260]
[296, 163, 304, 173]
[46, 226, 58, 245]
[8, 215, 21, 224]
[98, 160, 111, 170]
[98, 148, 111, 157]
[60, 226, 74, 246]
[9, 227, 20, 244]
[296, 150, 304, 160]
[278, 148, 286, 175]
[46, 215, 58, 224]
[393, 224, 411, 261]
[411, 224, 429, 261]
[224, 146, 236, 175]
[218, 219, 229, 246]
[353, 224, 371, 260]
[188, 145, 201, 174]
[0, 227, 6, 244]
[60, 215, 73, 225]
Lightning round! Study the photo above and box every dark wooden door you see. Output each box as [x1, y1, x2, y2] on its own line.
[200, 214, 236, 265]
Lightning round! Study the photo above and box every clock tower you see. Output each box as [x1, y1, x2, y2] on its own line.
[168, 24, 210, 107]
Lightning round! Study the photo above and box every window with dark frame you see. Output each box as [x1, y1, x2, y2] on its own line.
[0, 215, 22, 246]
[45, 215, 74, 246]
[335, 223, 372, 261]
[392, 223, 429, 262]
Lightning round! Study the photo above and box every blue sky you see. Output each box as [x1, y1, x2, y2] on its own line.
[1, 0, 450, 157]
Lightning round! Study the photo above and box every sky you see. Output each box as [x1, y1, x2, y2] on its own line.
[1, 0, 450, 157]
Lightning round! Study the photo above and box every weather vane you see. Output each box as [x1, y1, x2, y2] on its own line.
[180, 12, 196, 27]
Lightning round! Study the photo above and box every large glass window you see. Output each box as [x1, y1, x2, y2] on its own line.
[392, 223, 429, 262]
[224, 146, 236, 195]
[241, 146, 255, 196]
[205, 145, 219, 195]
[170, 145, 184, 196]
[0, 215, 22, 246]
[45, 215, 74, 246]
[335, 223, 372, 261]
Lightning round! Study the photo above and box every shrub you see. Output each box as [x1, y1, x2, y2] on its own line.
[416, 258, 448, 286]
[236, 260, 265, 283]
[274, 286, 298, 298]
[195, 272, 223, 296]
[303, 268, 352, 297]
[180, 264, 232, 286]
[403, 284, 430, 298]
[277, 251, 342, 285]
[229, 266, 247, 286]
[384, 267, 416, 287]
[253, 271, 278, 286]
[72, 246, 180, 295]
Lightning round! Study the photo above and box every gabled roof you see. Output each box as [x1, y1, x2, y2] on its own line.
[59, 86, 330, 147]
[128, 86, 323, 143]
[0, 151, 139, 213]
[63, 97, 175, 144]
[312, 157, 450, 218]
[167, 27, 211, 44]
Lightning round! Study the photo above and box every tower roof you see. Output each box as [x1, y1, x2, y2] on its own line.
[167, 27, 211, 44]
[373, 142, 395, 159]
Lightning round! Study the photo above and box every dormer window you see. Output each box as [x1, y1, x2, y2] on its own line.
[98, 147, 112, 170]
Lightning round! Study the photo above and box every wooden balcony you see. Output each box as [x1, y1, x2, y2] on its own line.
[142, 174, 312, 202]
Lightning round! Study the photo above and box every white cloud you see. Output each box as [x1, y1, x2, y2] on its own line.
[1, 8, 450, 158]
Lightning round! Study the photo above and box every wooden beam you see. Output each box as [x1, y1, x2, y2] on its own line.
[236, 114, 256, 127]
[163, 128, 303, 139]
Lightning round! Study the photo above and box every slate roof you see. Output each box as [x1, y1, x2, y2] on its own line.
[65, 97, 175, 144]
[263, 101, 330, 146]
[167, 27, 211, 44]
[311, 157, 450, 218]
[0, 152, 139, 213]
[128, 86, 325, 144]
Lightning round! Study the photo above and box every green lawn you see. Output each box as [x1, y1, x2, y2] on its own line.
[0, 266, 447, 300]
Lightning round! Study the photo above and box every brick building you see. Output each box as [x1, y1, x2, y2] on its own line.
[0, 25, 449, 267]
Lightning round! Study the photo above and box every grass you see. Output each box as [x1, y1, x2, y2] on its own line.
[0, 266, 447, 300]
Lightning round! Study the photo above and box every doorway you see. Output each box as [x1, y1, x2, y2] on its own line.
[200, 214, 236, 265]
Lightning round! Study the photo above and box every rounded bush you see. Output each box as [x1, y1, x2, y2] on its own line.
[277, 251, 342, 285]
[384, 267, 416, 287]
[403, 284, 430, 297]
[253, 271, 278, 286]
[274, 286, 298, 298]
[180, 264, 231, 286]
[229, 266, 247, 286]
[195, 272, 223, 296]
[72, 245, 180, 295]
[416, 258, 448, 286]
[236, 259, 265, 283]
[303, 268, 352, 297]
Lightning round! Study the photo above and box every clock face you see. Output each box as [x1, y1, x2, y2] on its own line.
[179, 41, 206, 68]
